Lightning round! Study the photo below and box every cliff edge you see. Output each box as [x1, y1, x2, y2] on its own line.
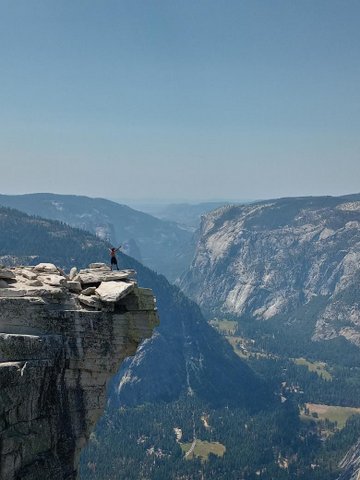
[0, 263, 159, 480]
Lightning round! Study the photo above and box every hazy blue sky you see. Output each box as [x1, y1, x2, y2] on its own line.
[1, 0, 359, 201]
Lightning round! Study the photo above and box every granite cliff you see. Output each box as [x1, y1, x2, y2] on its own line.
[180, 194, 360, 479]
[180, 194, 360, 346]
[338, 439, 360, 480]
[0, 262, 159, 480]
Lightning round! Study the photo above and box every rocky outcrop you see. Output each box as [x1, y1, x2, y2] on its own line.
[180, 195, 360, 345]
[338, 440, 360, 480]
[0, 263, 159, 480]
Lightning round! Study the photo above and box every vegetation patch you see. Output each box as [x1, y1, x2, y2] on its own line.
[302, 403, 360, 429]
[181, 440, 226, 462]
[294, 358, 333, 381]
[209, 318, 238, 335]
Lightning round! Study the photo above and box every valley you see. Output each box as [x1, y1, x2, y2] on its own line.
[80, 309, 360, 480]
[211, 317, 360, 411]
[1, 194, 360, 479]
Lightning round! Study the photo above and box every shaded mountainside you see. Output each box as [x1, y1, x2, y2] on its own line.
[180, 194, 360, 351]
[0, 206, 270, 411]
[0, 206, 108, 269]
[0, 193, 194, 281]
[108, 267, 270, 409]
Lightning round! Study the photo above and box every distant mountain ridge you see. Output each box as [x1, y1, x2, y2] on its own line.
[139, 201, 233, 229]
[0, 205, 106, 269]
[180, 194, 360, 350]
[0, 193, 194, 281]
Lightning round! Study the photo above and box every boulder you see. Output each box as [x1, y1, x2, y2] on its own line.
[69, 267, 78, 280]
[67, 281, 82, 293]
[78, 294, 101, 309]
[0, 269, 15, 280]
[33, 263, 59, 274]
[81, 287, 96, 296]
[95, 281, 135, 303]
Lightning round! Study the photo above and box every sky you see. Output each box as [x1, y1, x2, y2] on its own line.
[0, 0, 359, 202]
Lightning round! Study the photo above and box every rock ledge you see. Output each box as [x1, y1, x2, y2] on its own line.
[0, 263, 159, 480]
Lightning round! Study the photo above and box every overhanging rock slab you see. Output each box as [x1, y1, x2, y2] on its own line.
[95, 281, 135, 303]
[77, 269, 136, 285]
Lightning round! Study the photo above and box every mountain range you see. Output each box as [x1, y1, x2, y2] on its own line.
[0, 193, 194, 282]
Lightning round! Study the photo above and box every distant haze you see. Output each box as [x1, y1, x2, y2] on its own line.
[1, 1, 359, 200]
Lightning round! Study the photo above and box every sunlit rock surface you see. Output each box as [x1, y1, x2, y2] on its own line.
[180, 195, 360, 345]
[338, 440, 360, 480]
[0, 263, 159, 480]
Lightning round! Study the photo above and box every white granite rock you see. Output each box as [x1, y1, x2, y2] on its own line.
[33, 263, 59, 273]
[77, 269, 136, 285]
[95, 281, 135, 303]
[69, 267, 78, 280]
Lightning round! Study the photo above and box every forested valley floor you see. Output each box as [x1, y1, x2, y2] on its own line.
[80, 318, 360, 480]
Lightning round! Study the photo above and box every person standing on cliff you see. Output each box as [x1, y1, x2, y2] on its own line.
[109, 245, 121, 271]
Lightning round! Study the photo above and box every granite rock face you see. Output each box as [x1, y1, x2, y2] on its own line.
[338, 440, 360, 480]
[0, 263, 159, 480]
[180, 195, 360, 345]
